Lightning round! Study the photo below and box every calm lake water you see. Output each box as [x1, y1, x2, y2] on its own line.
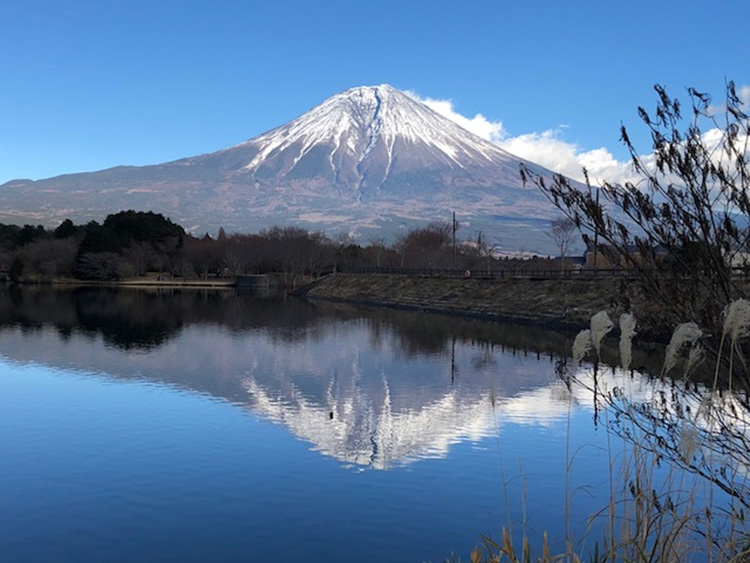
[0, 288, 739, 562]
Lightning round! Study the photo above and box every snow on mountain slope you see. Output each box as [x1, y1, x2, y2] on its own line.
[239, 85, 510, 176]
[209, 85, 528, 198]
[0, 84, 569, 253]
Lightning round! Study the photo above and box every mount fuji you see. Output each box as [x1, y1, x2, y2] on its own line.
[0, 85, 568, 252]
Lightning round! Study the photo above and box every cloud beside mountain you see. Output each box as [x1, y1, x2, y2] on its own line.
[411, 84, 750, 189]
[408, 91, 635, 185]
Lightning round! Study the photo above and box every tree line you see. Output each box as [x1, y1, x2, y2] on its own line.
[0, 210, 564, 284]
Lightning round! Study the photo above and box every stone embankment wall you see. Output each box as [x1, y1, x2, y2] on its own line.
[301, 273, 631, 332]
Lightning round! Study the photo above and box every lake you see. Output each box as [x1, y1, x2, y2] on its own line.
[0, 287, 744, 562]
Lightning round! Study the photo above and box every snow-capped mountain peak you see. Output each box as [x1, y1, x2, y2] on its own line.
[236, 84, 517, 191]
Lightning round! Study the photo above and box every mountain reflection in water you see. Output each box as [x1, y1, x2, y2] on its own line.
[0, 287, 662, 470]
[0, 287, 590, 467]
[2, 287, 749, 563]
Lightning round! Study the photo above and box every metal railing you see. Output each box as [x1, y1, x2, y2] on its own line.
[335, 265, 750, 281]
[338, 266, 632, 280]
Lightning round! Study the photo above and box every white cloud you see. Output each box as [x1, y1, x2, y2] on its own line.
[404, 91, 506, 143]
[498, 129, 638, 185]
[408, 87, 750, 187]
[407, 91, 634, 184]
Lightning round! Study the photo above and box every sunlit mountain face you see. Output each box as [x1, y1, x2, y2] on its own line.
[0, 85, 567, 252]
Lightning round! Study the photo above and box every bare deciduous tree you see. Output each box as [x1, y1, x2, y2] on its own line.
[547, 217, 577, 268]
[395, 222, 452, 268]
[521, 81, 750, 334]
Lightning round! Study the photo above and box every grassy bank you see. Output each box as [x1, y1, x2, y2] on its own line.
[301, 273, 640, 334]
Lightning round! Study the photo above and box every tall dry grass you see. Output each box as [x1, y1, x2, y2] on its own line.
[453, 303, 750, 563]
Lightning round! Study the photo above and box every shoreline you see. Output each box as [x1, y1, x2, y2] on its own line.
[14, 277, 251, 289]
[298, 273, 631, 335]
[302, 291, 586, 334]
[15, 272, 659, 338]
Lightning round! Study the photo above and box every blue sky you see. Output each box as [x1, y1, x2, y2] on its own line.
[2, 0, 748, 184]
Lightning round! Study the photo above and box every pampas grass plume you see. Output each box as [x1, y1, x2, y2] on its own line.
[685, 344, 704, 376]
[719, 299, 750, 391]
[591, 311, 614, 359]
[619, 313, 637, 371]
[722, 298, 750, 346]
[573, 329, 593, 364]
[678, 423, 700, 463]
[663, 322, 703, 375]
